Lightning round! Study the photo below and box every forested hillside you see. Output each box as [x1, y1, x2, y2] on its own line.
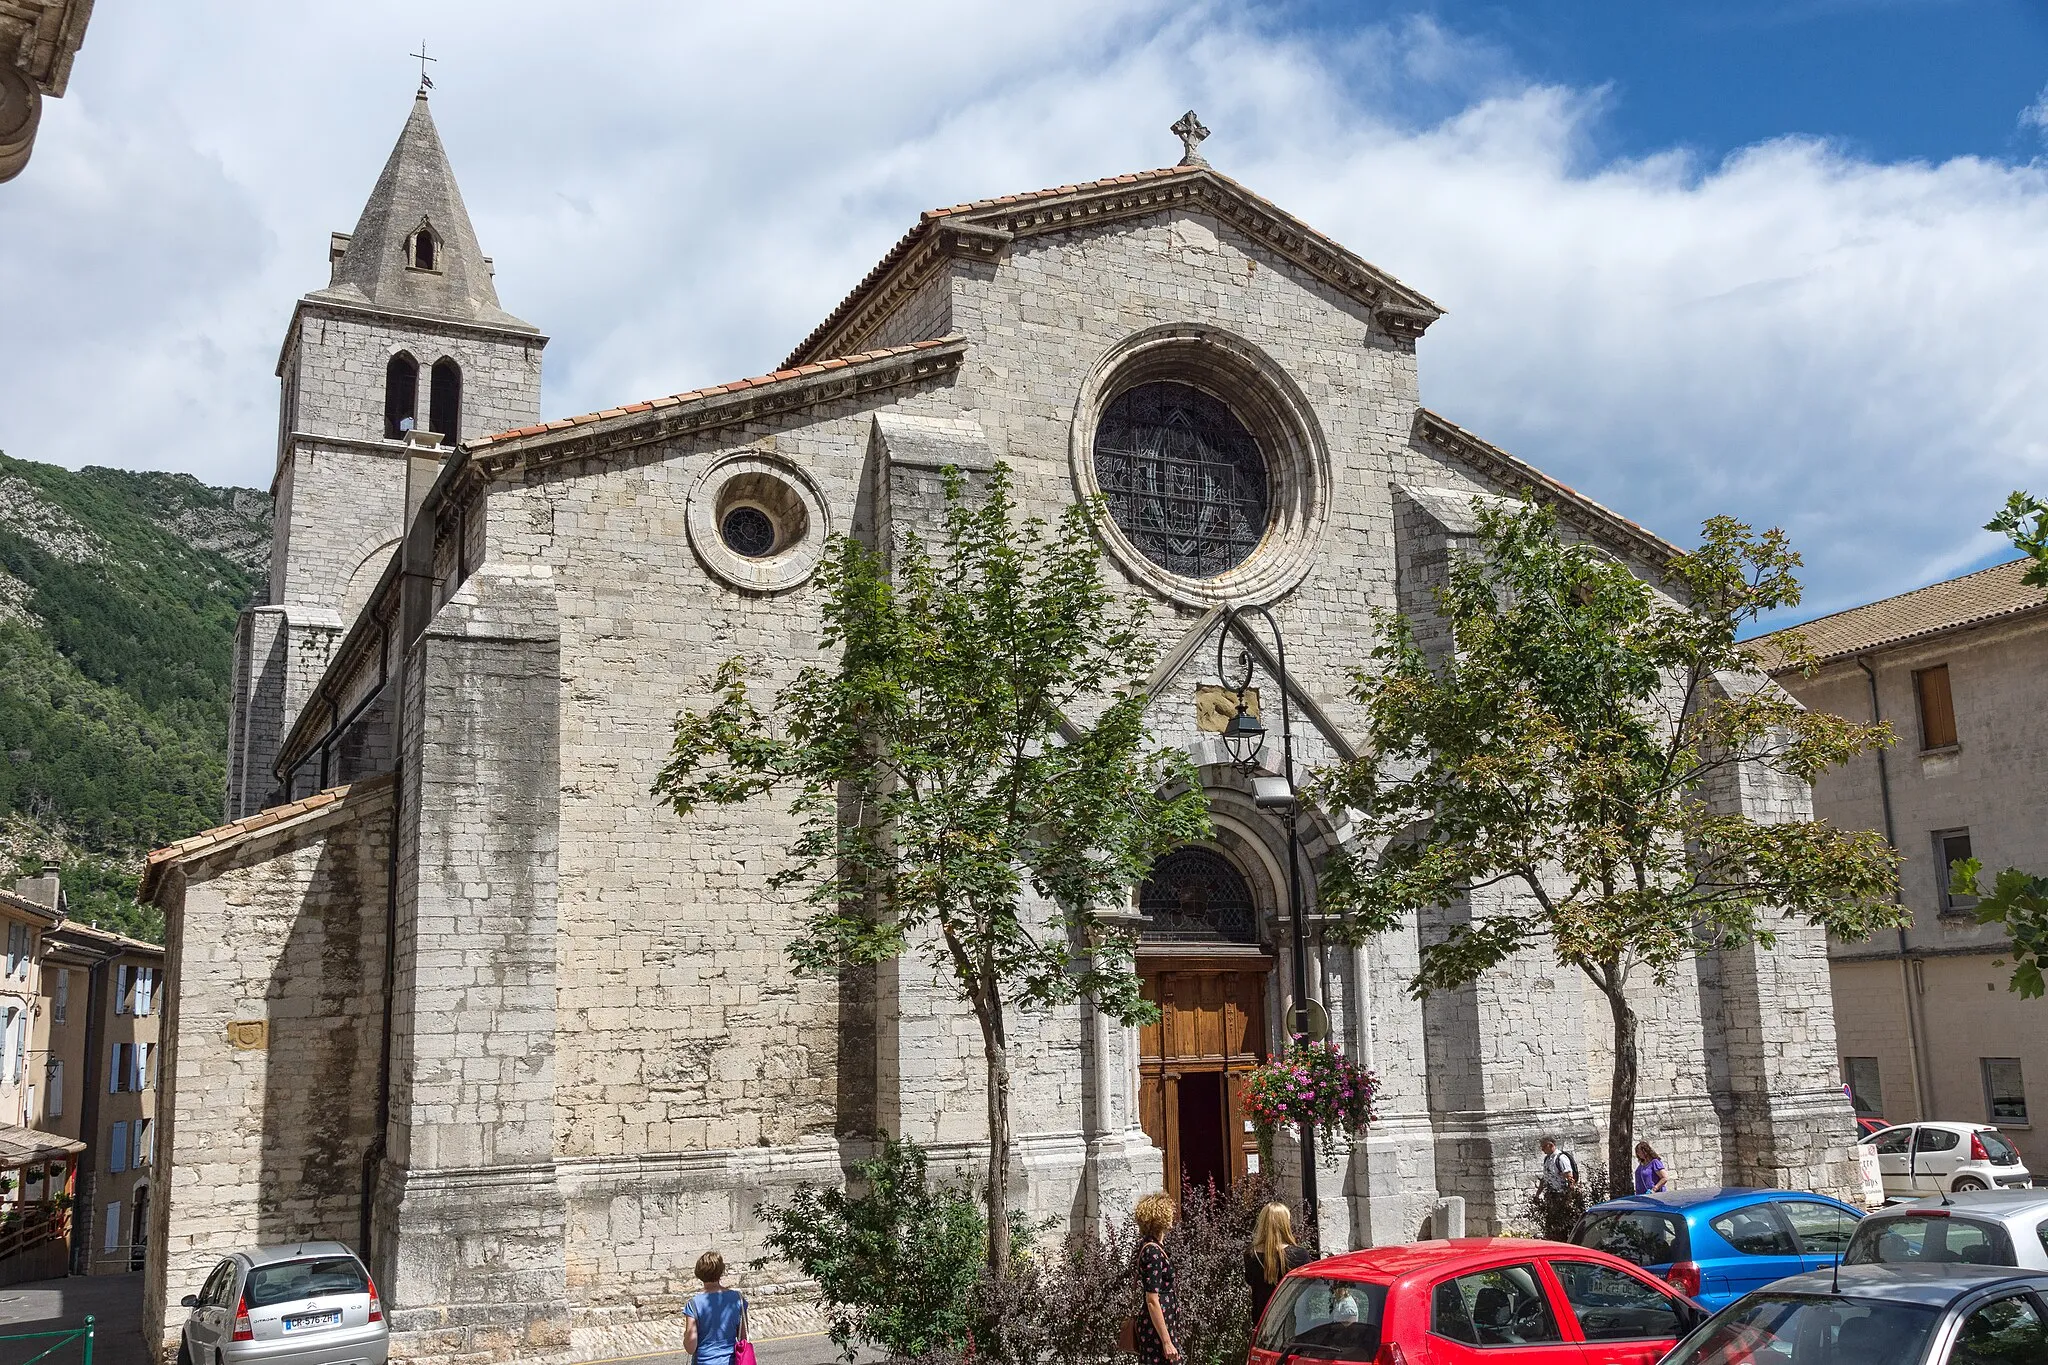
[0, 451, 269, 941]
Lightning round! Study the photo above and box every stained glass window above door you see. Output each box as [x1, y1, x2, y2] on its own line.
[1138, 846, 1258, 944]
[1095, 382, 1271, 579]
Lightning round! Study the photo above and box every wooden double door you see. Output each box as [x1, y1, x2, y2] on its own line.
[1136, 958, 1271, 1199]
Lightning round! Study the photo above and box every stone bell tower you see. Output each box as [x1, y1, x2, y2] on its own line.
[225, 89, 546, 818]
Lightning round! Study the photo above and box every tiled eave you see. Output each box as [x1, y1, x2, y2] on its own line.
[140, 775, 395, 904]
[1414, 410, 1684, 576]
[783, 166, 1446, 370]
[464, 336, 968, 482]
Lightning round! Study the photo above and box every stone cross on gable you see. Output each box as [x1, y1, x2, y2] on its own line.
[1171, 110, 1210, 167]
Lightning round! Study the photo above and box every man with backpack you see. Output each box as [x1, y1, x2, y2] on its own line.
[1538, 1135, 1580, 1193]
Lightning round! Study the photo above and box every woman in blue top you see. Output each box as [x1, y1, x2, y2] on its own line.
[1634, 1141, 1671, 1194]
[682, 1251, 749, 1365]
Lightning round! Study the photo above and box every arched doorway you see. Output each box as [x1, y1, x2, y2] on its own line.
[1134, 845, 1272, 1199]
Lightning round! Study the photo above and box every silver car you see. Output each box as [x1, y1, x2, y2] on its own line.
[1845, 1189, 2048, 1272]
[177, 1242, 388, 1365]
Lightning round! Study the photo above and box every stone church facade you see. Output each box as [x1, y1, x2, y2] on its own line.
[140, 94, 1858, 1361]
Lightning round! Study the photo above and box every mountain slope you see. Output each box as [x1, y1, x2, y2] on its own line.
[0, 451, 269, 939]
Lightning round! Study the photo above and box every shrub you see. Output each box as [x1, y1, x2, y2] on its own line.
[757, 1134, 985, 1362]
[968, 1215, 1138, 1365]
[1521, 1162, 1608, 1243]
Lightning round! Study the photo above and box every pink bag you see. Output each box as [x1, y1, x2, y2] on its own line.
[734, 1344, 757, 1365]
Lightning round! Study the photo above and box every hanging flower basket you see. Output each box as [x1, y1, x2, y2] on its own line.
[1242, 1036, 1379, 1149]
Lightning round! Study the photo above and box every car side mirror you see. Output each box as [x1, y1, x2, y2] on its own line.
[180, 1295, 197, 1307]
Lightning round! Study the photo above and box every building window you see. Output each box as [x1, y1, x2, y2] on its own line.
[110, 1043, 135, 1093]
[428, 357, 461, 445]
[47, 1060, 61, 1118]
[1984, 1058, 2028, 1125]
[133, 1119, 150, 1169]
[103, 1200, 121, 1255]
[1137, 846, 1258, 944]
[53, 969, 67, 1025]
[1843, 1057, 1884, 1117]
[1093, 381, 1271, 579]
[5, 923, 23, 978]
[1936, 830, 1977, 915]
[409, 221, 439, 271]
[384, 352, 419, 440]
[109, 1121, 127, 1173]
[1915, 664, 1958, 749]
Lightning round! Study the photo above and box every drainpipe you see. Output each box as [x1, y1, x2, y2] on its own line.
[1858, 656, 1929, 1121]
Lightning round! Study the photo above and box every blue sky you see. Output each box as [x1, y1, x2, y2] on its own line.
[1315, 1, 2048, 164]
[0, 0, 2042, 620]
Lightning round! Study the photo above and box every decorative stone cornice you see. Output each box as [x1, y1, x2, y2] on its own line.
[784, 166, 1445, 369]
[1413, 409, 1684, 577]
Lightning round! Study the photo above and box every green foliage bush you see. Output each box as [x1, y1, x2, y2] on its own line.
[758, 1134, 986, 1361]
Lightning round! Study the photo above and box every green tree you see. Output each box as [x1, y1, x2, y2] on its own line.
[1314, 501, 1903, 1195]
[1947, 490, 2048, 999]
[653, 467, 1208, 1272]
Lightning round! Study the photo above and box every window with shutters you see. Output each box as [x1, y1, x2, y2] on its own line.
[103, 1201, 121, 1254]
[115, 964, 133, 1016]
[111, 1043, 131, 1093]
[134, 1119, 151, 1168]
[1937, 830, 1977, 915]
[1915, 664, 1958, 750]
[110, 1121, 127, 1173]
[53, 969, 67, 1025]
[142, 1043, 156, 1091]
[47, 1060, 62, 1118]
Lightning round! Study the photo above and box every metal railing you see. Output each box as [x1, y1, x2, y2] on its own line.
[0, 1316, 94, 1365]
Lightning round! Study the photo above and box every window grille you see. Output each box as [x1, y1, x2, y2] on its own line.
[1094, 382, 1270, 578]
[1138, 846, 1258, 944]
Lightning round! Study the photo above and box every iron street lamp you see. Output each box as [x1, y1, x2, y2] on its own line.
[1215, 604, 1320, 1244]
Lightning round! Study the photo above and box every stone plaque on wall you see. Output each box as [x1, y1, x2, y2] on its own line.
[1195, 685, 1259, 733]
[226, 1019, 268, 1051]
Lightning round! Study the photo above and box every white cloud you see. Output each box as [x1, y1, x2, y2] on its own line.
[2022, 84, 2048, 136]
[0, 1, 2041, 615]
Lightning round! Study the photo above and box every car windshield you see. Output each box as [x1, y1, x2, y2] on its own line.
[1979, 1130, 2022, 1165]
[1252, 1276, 1388, 1357]
[1575, 1211, 1685, 1266]
[1660, 1294, 1941, 1365]
[1843, 1215, 2011, 1268]
[244, 1257, 369, 1309]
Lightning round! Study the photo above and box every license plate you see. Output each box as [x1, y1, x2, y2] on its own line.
[284, 1311, 341, 1332]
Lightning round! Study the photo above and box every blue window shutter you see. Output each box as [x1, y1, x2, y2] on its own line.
[110, 1122, 127, 1173]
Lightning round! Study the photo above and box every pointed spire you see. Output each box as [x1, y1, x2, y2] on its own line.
[312, 91, 535, 331]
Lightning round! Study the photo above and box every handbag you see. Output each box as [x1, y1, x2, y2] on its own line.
[733, 1299, 756, 1365]
[1116, 1313, 1137, 1354]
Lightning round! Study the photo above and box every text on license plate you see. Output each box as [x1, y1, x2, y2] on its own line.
[284, 1311, 341, 1331]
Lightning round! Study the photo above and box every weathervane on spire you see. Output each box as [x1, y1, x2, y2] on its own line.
[1171, 110, 1210, 167]
[410, 41, 437, 92]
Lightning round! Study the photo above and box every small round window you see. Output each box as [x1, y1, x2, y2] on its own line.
[1093, 382, 1270, 579]
[720, 505, 778, 558]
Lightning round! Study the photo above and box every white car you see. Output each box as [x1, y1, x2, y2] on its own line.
[1844, 1189, 2048, 1270]
[1857, 1121, 2034, 1198]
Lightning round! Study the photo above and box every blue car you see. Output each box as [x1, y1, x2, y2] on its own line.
[1569, 1187, 1865, 1310]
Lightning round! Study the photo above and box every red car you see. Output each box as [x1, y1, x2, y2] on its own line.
[1248, 1237, 1709, 1365]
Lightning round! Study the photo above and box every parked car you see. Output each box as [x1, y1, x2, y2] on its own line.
[1246, 1237, 1707, 1365]
[177, 1241, 387, 1365]
[1844, 1189, 2048, 1271]
[1569, 1188, 1864, 1310]
[1656, 1264, 2048, 1364]
[1859, 1121, 2034, 1197]
[1857, 1115, 1893, 1139]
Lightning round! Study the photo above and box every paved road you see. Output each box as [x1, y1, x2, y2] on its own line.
[0, 1272, 150, 1365]
[589, 1332, 882, 1365]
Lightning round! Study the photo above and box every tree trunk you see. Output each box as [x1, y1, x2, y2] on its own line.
[1600, 970, 1639, 1201]
[980, 1007, 1014, 1278]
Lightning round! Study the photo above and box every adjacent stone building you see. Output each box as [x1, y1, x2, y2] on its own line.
[143, 94, 1863, 1361]
[0, 0, 94, 183]
[1769, 559, 2048, 1167]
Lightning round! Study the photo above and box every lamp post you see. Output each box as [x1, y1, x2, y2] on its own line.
[1215, 604, 1319, 1244]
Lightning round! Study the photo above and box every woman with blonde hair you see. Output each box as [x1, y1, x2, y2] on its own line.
[1244, 1201, 1313, 1328]
[1131, 1192, 1182, 1365]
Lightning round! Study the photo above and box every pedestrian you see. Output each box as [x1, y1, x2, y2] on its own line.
[1244, 1201, 1314, 1330]
[682, 1251, 750, 1365]
[1537, 1136, 1580, 1193]
[1633, 1141, 1671, 1194]
[1133, 1192, 1183, 1365]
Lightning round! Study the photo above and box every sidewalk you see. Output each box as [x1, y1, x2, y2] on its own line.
[589, 1331, 881, 1365]
[0, 1272, 149, 1365]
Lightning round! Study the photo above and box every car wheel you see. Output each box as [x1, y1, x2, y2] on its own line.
[176, 1340, 192, 1365]
[1952, 1176, 1987, 1192]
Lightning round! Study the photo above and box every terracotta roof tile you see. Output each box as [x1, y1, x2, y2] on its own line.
[139, 774, 396, 901]
[467, 337, 964, 451]
[1765, 558, 2045, 666]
